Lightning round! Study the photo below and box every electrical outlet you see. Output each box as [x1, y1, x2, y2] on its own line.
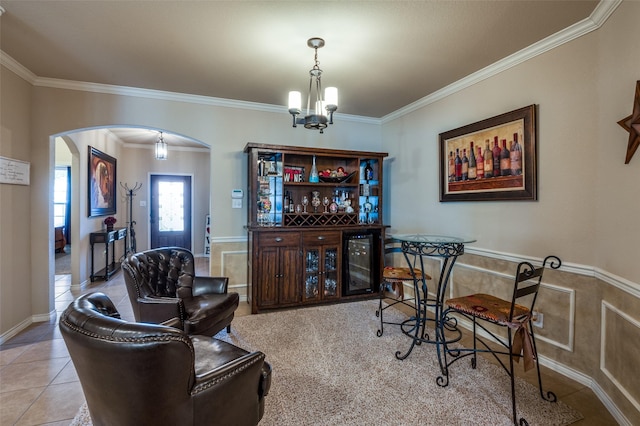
[531, 311, 544, 328]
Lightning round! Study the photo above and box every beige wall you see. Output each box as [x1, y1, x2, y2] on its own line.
[0, 63, 34, 334]
[381, 2, 640, 423]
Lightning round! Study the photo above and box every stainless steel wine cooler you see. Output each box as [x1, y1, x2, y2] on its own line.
[342, 229, 381, 296]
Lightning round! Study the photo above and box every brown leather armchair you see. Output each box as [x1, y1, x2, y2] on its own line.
[122, 247, 239, 336]
[60, 292, 272, 426]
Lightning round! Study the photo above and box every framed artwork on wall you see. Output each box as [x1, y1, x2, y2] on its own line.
[439, 104, 537, 202]
[88, 146, 116, 217]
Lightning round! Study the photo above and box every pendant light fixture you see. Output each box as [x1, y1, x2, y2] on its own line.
[288, 37, 338, 134]
[155, 131, 168, 160]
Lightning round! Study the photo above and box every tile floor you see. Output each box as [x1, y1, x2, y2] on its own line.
[0, 261, 618, 425]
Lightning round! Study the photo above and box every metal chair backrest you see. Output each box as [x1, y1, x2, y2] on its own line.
[508, 255, 561, 322]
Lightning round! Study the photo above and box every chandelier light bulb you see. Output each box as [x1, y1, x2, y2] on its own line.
[325, 87, 338, 109]
[288, 91, 302, 114]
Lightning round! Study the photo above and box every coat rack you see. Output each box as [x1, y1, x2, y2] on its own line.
[120, 182, 142, 254]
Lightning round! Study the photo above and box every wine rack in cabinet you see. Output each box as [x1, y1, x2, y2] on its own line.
[244, 143, 388, 314]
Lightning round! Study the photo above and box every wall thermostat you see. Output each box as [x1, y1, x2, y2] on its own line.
[231, 189, 243, 199]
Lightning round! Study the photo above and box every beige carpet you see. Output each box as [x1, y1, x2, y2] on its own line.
[71, 300, 582, 425]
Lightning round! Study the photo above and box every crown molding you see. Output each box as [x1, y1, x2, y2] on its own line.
[1, 50, 379, 126]
[382, 0, 622, 123]
[0, 61, 379, 126]
[0, 51, 37, 83]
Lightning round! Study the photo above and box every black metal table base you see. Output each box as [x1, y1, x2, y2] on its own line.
[393, 237, 468, 383]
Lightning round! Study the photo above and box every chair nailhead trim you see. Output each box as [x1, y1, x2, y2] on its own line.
[191, 353, 265, 395]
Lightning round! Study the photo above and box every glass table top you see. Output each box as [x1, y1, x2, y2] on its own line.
[391, 234, 476, 244]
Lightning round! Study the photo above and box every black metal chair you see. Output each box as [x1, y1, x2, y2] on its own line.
[443, 255, 561, 426]
[376, 238, 431, 337]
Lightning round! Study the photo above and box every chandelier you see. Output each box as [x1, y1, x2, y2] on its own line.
[155, 131, 168, 160]
[288, 37, 338, 134]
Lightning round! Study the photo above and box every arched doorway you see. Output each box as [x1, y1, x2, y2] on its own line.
[50, 127, 211, 293]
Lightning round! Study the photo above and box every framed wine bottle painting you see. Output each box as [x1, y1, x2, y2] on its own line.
[439, 104, 537, 202]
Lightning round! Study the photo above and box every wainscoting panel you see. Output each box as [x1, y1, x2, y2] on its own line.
[534, 282, 575, 351]
[209, 240, 248, 301]
[600, 301, 640, 413]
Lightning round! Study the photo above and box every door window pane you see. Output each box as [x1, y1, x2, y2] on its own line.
[54, 168, 68, 227]
[158, 181, 185, 232]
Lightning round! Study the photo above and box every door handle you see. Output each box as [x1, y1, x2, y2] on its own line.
[275, 237, 283, 242]
[317, 236, 325, 240]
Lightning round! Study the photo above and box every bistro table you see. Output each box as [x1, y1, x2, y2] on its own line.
[391, 234, 476, 382]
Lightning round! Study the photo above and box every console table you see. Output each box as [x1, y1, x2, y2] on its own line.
[90, 228, 127, 282]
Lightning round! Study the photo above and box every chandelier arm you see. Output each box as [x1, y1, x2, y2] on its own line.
[306, 75, 313, 116]
[318, 75, 323, 103]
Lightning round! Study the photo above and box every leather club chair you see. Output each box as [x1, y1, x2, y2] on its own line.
[122, 246, 239, 336]
[60, 292, 272, 426]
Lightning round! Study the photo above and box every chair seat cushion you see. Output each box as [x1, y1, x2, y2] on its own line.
[446, 293, 530, 325]
[383, 266, 429, 281]
[183, 292, 240, 332]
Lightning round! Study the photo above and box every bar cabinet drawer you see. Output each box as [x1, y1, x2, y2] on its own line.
[302, 231, 341, 246]
[257, 232, 300, 247]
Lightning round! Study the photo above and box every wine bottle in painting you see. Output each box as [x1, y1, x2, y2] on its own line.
[484, 140, 493, 178]
[468, 142, 477, 180]
[510, 132, 522, 175]
[500, 139, 511, 176]
[461, 148, 469, 181]
[492, 136, 501, 177]
[448, 151, 455, 182]
[455, 148, 462, 181]
[476, 146, 484, 179]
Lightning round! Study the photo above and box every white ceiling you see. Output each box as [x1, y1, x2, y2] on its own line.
[1, 0, 600, 146]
